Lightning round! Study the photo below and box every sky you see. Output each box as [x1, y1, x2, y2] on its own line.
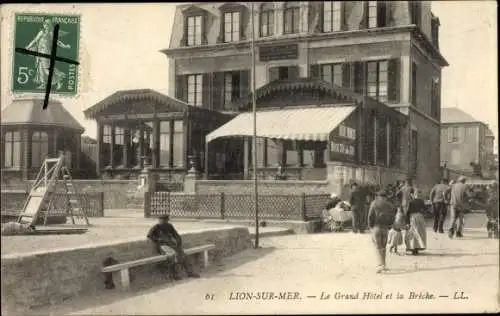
[1, 2, 497, 152]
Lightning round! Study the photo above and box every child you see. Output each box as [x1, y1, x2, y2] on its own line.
[387, 207, 405, 254]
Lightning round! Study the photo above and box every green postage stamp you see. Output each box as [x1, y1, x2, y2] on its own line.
[12, 13, 80, 95]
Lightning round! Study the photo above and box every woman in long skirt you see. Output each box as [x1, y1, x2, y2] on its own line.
[405, 189, 427, 255]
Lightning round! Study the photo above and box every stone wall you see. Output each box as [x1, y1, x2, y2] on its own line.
[0, 180, 144, 210]
[195, 180, 330, 195]
[1, 226, 252, 315]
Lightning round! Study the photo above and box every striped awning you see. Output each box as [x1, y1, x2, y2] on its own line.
[206, 106, 357, 143]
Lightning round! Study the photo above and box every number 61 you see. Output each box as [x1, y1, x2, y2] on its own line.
[17, 66, 32, 84]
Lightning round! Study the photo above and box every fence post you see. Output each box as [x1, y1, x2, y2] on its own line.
[220, 192, 225, 219]
[99, 192, 105, 217]
[301, 193, 307, 221]
[144, 192, 151, 218]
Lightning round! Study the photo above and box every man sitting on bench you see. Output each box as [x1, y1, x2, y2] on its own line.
[147, 215, 200, 280]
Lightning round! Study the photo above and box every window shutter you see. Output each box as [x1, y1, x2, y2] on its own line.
[240, 8, 247, 40]
[342, 63, 351, 88]
[239, 70, 250, 108]
[385, 1, 393, 27]
[202, 73, 211, 109]
[212, 72, 224, 111]
[202, 12, 208, 45]
[340, 2, 347, 31]
[316, 2, 324, 33]
[353, 61, 365, 94]
[377, 2, 387, 27]
[288, 66, 299, 80]
[310, 64, 320, 79]
[388, 58, 400, 103]
[175, 75, 185, 101]
[269, 67, 279, 82]
[359, 1, 368, 29]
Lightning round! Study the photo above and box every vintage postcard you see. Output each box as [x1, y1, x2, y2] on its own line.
[1, 2, 498, 315]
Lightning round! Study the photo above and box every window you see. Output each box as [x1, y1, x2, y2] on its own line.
[143, 122, 154, 164]
[113, 126, 124, 166]
[3, 131, 21, 168]
[159, 121, 171, 167]
[448, 127, 460, 143]
[323, 1, 342, 32]
[267, 139, 280, 166]
[31, 131, 48, 167]
[365, 1, 388, 28]
[269, 66, 299, 82]
[223, 11, 240, 42]
[284, 2, 301, 34]
[260, 3, 274, 37]
[366, 60, 388, 102]
[411, 62, 417, 106]
[173, 121, 184, 167]
[102, 125, 112, 166]
[224, 72, 241, 110]
[186, 15, 202, 46]
[368, 1, 378, 28]
[321, 63, 343, 85]
[187, 74, 203, 107]
[285, 141, 299, 167]
[129, 129, 139, 167]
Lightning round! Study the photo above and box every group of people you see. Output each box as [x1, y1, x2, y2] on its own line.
[368, 179, 428, 273]
[322, 176, 498, 273]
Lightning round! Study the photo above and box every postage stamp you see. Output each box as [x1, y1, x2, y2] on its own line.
[12, 13, 80, 95]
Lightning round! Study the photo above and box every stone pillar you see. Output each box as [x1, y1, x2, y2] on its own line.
[135, 167, 158, 198]
[326, 161, 344, 196]
[184, 155, 200, 193]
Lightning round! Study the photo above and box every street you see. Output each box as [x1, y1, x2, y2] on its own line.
[43, 214, 499, 315]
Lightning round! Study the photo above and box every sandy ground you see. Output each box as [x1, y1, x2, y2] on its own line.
[0, 211, 288, 256]
[33, 212, 499, 315]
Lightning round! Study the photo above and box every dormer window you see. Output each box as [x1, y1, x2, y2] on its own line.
[182, 6, 207, 47]
[323, 1, 343, 32]
[260, 3, 274, 37]
[284, 2, 301, 34]
[187, 15, 202, 46]
[223, 11, 240, 42]
[219, 3, 247, 43]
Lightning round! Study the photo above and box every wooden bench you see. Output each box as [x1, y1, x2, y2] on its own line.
[101, 244, 215, 290]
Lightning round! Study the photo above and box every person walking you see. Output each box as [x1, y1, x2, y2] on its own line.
[448, 176, 470, 238]
[368, 190, 397, 273]
[430, 178, 450, 233]
[404, 189, 427, 255]
[349, 182, 366, 233]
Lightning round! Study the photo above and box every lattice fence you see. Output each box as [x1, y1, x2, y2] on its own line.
[146, 192, 312, 220]
[304, 194, 330, 220]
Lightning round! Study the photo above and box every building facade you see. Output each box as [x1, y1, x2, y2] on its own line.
[1, 98, 84, 182]
[440, 107, 496, 178]
[160, 1, 447, 190]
